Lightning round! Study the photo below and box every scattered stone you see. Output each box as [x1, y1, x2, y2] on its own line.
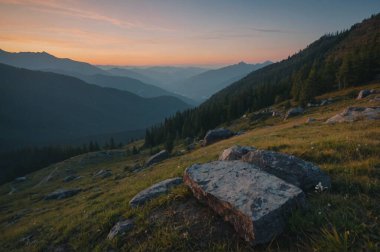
[272, 111, 281, 117]
[307, 102, 319, 107]
[284, 107, 304, 120]
[145, 150, 169, 167]
[203, 128, 235, 146]
[63, 175, 80, 182]
[183, 161, 305, 245]
[14, 177, 26, 183]
[93, 169, 112, 178]
[130, 164, 143, 173]
[241, 149, 331, 191]
[107, 218, 135, 240]
[129, 177, 183, 208]
[186, 143, 195, 151]
[44, 188, 82, 200]
[8, 185, 16, 195]
[320, 99, 333, 106]
[326, 106, 380, 124]
[370, 96, 380, 103]
[235, 130, 246, 136]
[306, 118, 317, 123]
[219, 145, 256, 161]
[356, 89, 374, 100]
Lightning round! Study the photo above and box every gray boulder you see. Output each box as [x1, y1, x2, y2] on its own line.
[241, 149, 331, 191]
[203, 128, 234, 146]
[219, 145, 256, 161]
[326, 106, 380, 124]
[107, 218, 135, 240]
[356, 89, 377, 99]
[93, 169, 112, 178]
[146, 150, 169, 167]
[44, 188, 82, 200]
[129, 177, 182, 208]
[284, 107, 304, 120]
[184, 161, 305, 245]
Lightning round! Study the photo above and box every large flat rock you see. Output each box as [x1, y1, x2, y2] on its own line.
[184, 161, 305, 244]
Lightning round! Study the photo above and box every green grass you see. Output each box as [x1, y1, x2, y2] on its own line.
[0, 84, 379, 251]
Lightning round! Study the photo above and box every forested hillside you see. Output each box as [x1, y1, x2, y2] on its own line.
[145, 14, 380, 147]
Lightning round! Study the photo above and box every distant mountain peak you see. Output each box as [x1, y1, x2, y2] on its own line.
[237, 61, 247, 65]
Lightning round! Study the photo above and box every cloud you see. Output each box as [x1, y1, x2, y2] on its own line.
[0, 0, 175, 32]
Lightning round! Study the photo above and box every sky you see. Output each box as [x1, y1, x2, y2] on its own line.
[0, 0, 379, 67]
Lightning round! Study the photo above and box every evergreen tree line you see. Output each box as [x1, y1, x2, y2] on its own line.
[145, 14, 380, 148]
[0, 138, 126, 184]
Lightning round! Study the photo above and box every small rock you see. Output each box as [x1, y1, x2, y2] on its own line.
[186, 143, 195, 151]
[235, 130, 246, 136]
[272, 111, 280, 117]
[93, 169, 112, 178]
[63, 175, 80, 182]
[184, 161, 305, 245]
[242, 149, 331, 191]
[145, 150, 169, 167]
[307, 102, 319, 107]
[219, 145, 256, 161]
[326, 106, 380, 124]
[44, 188, 82, 200]
[306, 118, 317, 123]
[370, 96, 380, 103]
[129, 177, 182, 208]
[356, 89, 373, 99]
[203, 128, 235, 146]
[284, 107, 304, 120]
[107, 218, 135, 240]
[14, 177, 26, 183]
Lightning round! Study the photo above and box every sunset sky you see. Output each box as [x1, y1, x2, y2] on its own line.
[0, 0, 379, 66]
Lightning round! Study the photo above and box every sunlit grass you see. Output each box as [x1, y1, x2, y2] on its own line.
[0, 83, 379, 251]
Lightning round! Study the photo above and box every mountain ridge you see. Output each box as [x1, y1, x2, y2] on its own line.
[0, 63, 190, 150]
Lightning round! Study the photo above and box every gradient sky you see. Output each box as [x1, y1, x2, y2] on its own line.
[0, 0, 379, 66]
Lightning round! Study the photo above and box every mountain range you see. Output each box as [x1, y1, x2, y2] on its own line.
[145, 13, 380, 146]
[0, 63, 190, 150]
[0, 49, 195, 104]
[173, 61, 272, 102]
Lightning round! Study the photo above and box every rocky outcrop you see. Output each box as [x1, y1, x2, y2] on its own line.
[284, 107, 304, 120]
[129, 177, 182, 208]
[203, 128, 235, 146]
[93, 169, 112, 178]
[183, 161, 305, 244]
[107, 218, 135, 240]
[145, 150, 169, 167]
[218, 145, 256, 161]
[241, 150, 331, 191]
[357, 89, 378, 99]
[44, 188, 82, 200]
[326, 106, 380, 124]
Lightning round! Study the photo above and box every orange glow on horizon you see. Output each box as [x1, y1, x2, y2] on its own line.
[1, 0, 375, 67]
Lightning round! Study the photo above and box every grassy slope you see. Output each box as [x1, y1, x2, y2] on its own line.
[0, 83, 379, 251]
